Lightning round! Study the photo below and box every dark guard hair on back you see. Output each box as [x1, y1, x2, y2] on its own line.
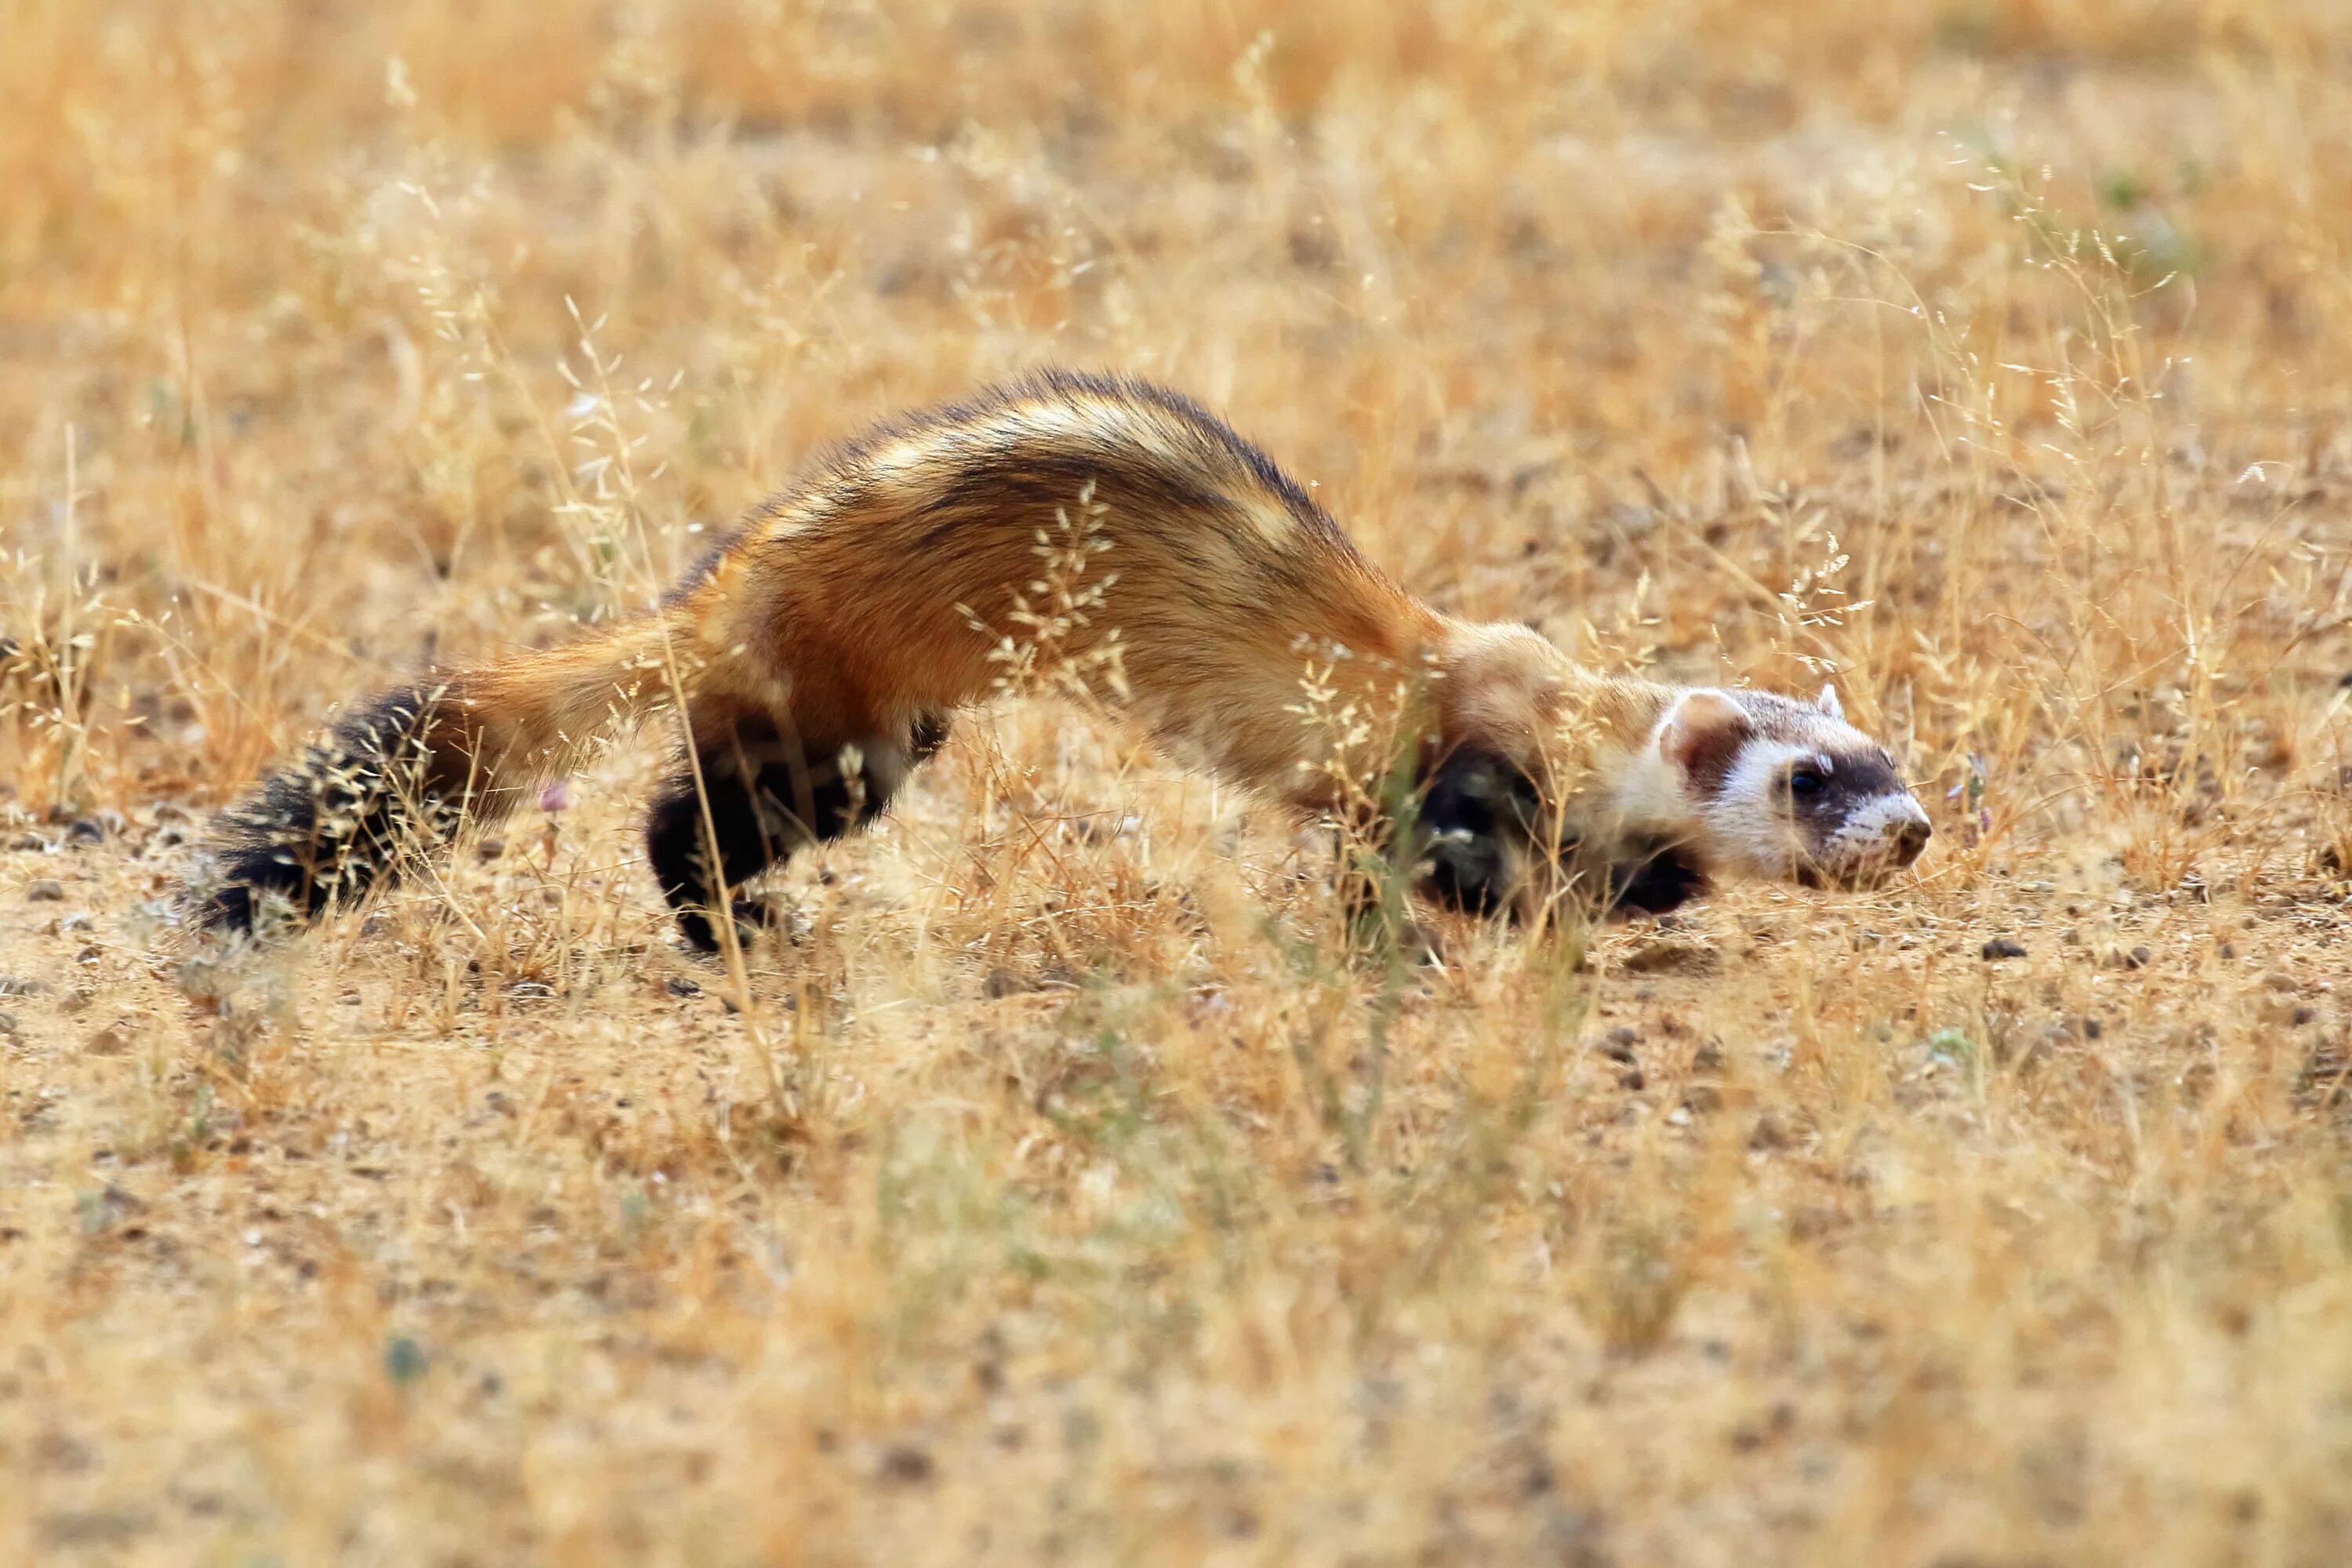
[840, 368, 1345, 544]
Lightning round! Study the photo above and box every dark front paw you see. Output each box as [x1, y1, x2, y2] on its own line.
[1411, 748, 1541, 917]
[1604, 850, 1707, 916]
[1414, 829, 1514, 916]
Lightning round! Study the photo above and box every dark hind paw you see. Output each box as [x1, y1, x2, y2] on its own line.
[677, 898, 777, 954]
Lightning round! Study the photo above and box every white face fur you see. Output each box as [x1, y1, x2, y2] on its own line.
[1650, 685, 1931, 889]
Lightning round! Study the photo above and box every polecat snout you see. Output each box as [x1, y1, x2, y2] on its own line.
[1409, 622, 1929, 921]
[194, 372, 1928, 948]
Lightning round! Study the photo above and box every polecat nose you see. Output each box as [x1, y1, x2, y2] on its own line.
[1889, 816, 1930, 866]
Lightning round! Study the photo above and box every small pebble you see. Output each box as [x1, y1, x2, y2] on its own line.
[384, 1336, 429, 1386]
[983, 967, 1036, 999]
[6, 833, 45, 852]
[2125, 945, 2152, 970]
[877, 1443, 936, 1486]
[1981, 937, 2028, 960]
[664, 976, 701, 998]
[1622, 940, 1720, 977]
[26, 879, 65, 902]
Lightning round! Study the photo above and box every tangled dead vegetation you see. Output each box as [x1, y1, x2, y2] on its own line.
[8, 2, 2352, 1563]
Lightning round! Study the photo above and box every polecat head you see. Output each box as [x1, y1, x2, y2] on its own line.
[1413, 624, 1929, 916]
[1651, 684, 1931, 891]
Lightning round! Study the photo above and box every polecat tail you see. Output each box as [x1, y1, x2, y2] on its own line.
[199, 612, 688, 932]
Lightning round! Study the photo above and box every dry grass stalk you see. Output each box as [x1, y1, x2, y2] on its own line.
[7, 2, 2352, 1563]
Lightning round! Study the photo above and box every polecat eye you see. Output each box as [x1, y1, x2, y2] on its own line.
[1788, 766, 1825, 800]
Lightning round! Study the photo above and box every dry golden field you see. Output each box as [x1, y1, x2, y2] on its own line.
[8, 1, 2352, 1563]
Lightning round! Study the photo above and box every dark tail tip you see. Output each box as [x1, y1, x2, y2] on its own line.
[191, 681, 473, 938]
[194, 848, 337, 936]
[198, 882, 261, 935]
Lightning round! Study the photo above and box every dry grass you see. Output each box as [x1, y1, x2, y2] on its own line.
[7, 2, 2352, 1562]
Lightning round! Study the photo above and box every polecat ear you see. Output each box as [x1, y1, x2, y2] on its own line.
[1660, 690, 1752, 794]
[1817, 682, 1844, 722]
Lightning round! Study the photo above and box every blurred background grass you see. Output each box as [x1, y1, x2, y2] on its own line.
[6, 2, 2352, 1563]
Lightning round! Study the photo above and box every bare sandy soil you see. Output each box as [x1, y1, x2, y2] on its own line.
[7, 2, 2352, 1563]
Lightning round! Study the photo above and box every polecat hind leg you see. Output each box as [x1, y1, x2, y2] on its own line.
[645, 761, 784, 953]
[645, 713, 952, 952]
